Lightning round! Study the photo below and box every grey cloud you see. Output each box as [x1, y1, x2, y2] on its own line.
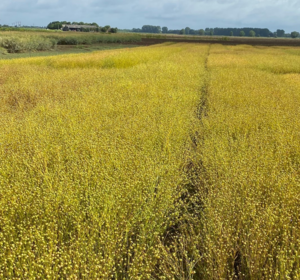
[0, 0, 299, 31]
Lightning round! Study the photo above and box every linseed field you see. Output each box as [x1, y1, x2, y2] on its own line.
[0, 43, 300, 279]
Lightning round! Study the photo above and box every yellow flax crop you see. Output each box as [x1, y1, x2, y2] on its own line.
[0, 43, 208, 279]
[1, 42, 300, 279]
[195, 44, 300, 279]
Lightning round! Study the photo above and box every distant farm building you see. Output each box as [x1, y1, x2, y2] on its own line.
[62, 24, 98, 32]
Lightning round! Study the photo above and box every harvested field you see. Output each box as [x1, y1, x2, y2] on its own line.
[140, 37, 300, 46]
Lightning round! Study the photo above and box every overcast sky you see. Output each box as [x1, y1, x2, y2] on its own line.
[0, 0, 299, 32]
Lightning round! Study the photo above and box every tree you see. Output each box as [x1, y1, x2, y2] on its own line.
[185, 27, 190, 35]
[179, 29, 185, 35]
[211, 27, 271, 37]
[249, 30, 255, 37]
[189, 29, 197, 35]
[199, 29, 205, 35]
[100, 25, 111, 32]
[230, 31, 233, 36]
[132, 28, 142, 33]
[162, 27, 168, 33]
[141, 25, 162, 33]
[204, 28, 214, 35]
[47, 21, 101, 31]
[47, 21, 63, 30]
[291, 31, 299, 38]
[240, 30, 245, 36]
[110, 27, 118, 33]
[277, 29, 285, 37]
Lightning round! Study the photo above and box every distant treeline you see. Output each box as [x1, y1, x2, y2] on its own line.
[212, 28, 284, 37]
[47, 21, 99, 29]
[47, 21, 118, 33]
[132, 26, 200, 35]
[128, 25, 298, 38]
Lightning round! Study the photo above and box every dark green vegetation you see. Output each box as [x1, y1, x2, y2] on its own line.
[0, 44, 139, 60]
[291, 31, 300, 38]
[46, 21, 118, 33]
[0, 32, 141, 53]
[47, 21, 99, 29]
[127, 25, 297, 38]
[132, 25, 200, 35]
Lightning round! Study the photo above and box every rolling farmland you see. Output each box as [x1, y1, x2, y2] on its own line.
[0, 43, 299, 279]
